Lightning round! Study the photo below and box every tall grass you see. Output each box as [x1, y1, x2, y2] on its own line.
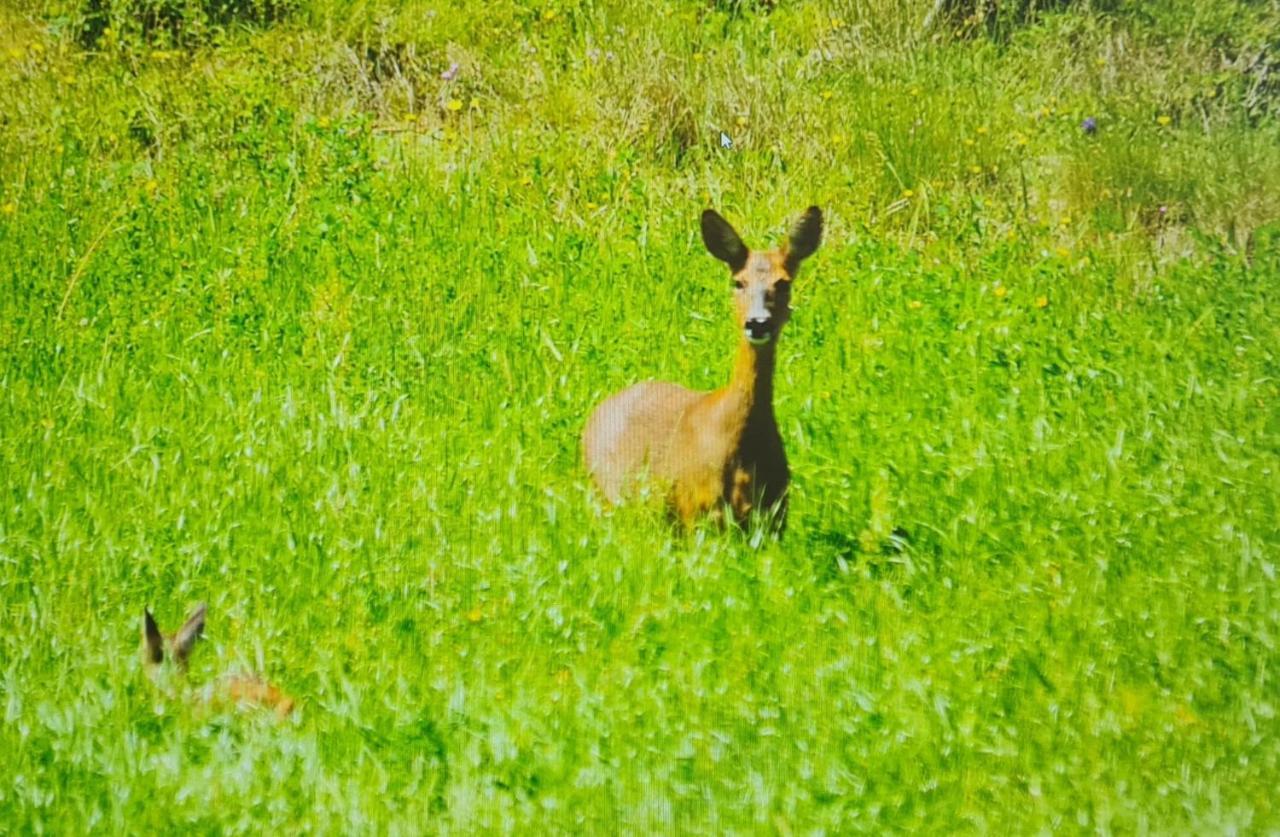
[2, 0, 1278, 830]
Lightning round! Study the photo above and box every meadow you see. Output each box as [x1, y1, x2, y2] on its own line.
[1, 0, 1279, 831]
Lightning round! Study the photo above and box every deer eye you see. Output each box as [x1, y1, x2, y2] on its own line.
[732, 278, 745, 290]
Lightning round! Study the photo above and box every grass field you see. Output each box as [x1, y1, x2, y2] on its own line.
[2, 0, 1279, 831]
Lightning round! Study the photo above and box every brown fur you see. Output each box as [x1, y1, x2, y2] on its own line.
[142, 603, 295, 718]
[583, 207, 822, 530]
[220, 674, 296, 718]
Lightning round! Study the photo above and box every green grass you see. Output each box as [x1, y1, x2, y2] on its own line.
[2, 0, 1279, 831]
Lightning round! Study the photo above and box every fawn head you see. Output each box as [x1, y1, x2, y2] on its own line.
[141, 602, 295, 717]
[701, 206, 823, 346]
[142, 602, 206, 680]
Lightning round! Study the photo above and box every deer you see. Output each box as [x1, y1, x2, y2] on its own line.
[142, 602, 296, 719]
[582, 206, 822, 532]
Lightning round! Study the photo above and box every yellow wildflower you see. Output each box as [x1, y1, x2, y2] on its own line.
[1, 201, 15, 216]
[976, 125, 989, 135]
[993, 285, 1008, 299]
[1156, 114, 1171, 126]
[822, 89, 834, 101]
[901, 188, 914, 199]
[1035, 296, 1049, 308]
[466, 607, 484, 623]
[907, 300, 923, 310]
[446, 99, 463, 112]
[968, 164, 982, 175]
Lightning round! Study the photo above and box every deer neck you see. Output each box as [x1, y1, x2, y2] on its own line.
[726, 337, 777, 430]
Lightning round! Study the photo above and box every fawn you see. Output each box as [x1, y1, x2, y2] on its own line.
[142, 602, 296, 718]
[582, 207, 823, 531]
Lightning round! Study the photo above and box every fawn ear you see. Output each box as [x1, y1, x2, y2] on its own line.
[172, 603, 206, 665]
[143, 610, 165, 665]
[701, 210, 748, 273]
[784, 206, 823, 276]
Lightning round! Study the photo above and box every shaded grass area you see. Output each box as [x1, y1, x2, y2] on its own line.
[1, 0, 1279, 830]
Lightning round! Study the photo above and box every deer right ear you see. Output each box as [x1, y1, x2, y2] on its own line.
[143, 610, 164, 665]
[171, 603, 206, 666]
[701, 210, 748, 273]
[783, 206, 823, 276]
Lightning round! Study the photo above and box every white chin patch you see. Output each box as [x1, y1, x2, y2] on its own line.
[745, 331, 772, 345]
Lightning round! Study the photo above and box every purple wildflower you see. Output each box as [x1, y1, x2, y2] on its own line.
[440, 61, 460, 81]
[1081, 116, 1098, 135]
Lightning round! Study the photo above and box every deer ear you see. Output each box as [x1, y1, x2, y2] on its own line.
[701, 210, 748, 273]
[784, 206, 823, 275]
[172, 603, 206, 666]
[143, 610, 164, 665]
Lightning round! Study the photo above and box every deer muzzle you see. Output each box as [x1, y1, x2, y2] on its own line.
[744, 288, 773, 344]
[744, 317, 772, 344]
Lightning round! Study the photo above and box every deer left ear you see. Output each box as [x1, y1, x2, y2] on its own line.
[143, 610, 164, 665]
[701, 209, 749, 273]
[784, 206, 823, 276]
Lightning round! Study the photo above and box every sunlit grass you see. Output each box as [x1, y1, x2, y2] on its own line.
[2, 0, 1279, 831]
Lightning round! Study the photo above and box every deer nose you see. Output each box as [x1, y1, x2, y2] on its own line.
[744, 317, 772, 344]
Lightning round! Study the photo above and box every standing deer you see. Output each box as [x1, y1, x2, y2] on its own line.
[582, 206, 823, 531]
[142, 602, 296, 718]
